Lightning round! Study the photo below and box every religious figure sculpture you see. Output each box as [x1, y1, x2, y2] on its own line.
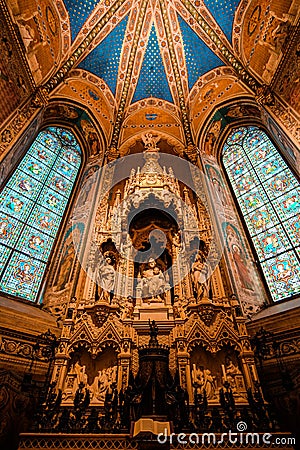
[191, 251, 212, 300]
[223, 357, 242, 392]
[141, 132, 160, 152]
[139, 258, 168, 301]
[192, 364, 216, 400]
[149, 319, 159, 345]
[88, 366, 118, 403]
[63, 361, 88, 399]
[173, 296, 186, 319]
[74, 361, 88, 385]
[171, 228, 182, 248]
[121, 297, 134, 320]
[97, 253, 115, 302]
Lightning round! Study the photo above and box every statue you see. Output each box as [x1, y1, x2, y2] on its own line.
[202, 369, 217, 399]
[140, 258, 168, 301]
[121, 297, 134, 320]
[88, 365, 118, 403]
[63, 361, 88, 399]
[74, 362, 88, 385]
[192, 364, 216, 400]
[63, 361, 118, 405]
[223, 357, 242, 392]
[173, 296, 186, 319]
[149, 319, 159, 343]
[170, 228, 182, 248]
[191, 251, 212, 300]
[97, 253, 115, 302]
[192, 364, 204, 389]
[141, 132, 160, 152]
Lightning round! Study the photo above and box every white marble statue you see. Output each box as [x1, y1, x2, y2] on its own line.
[97, 254, 115, 301]
[223, 357, 242, 392]
[140, 258, 168, 300]
[89, 365, 118, 402]
[192, 364, 217, 400]
[191, 251, 212, 300]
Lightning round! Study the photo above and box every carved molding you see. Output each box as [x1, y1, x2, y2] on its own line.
[0, 330, 57, 371]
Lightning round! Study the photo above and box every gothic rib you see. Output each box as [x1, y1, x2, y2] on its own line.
[158, 0, 194, 147]
[115, 1, 153, 106]
[178, 0, 260, 93]
[110, 0, 150, 150]
[43, 0, 129, 93]
[153, 1, 187, 105]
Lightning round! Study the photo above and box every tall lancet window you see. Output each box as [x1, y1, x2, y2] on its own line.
[223, 126, 300, 303]
[0, 127, 82, 303]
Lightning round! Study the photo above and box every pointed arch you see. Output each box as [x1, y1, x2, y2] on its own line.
[0, 126, 82, 303]
[222, 125, 300, 302]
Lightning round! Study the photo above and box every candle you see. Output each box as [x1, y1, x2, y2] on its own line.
[221, 364, 227, 381]
[251, 365, 258, 381]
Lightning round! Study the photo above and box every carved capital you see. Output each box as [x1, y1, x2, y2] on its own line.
[31, 87, 49, 108]
[106, 146, 120, 162]
[255, 85, 275, 106]
[184, 144, 199, 164]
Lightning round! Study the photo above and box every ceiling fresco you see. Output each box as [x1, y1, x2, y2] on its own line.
[78, 16, 129, 94]
[132, 24, 173, 103]
[203, 0, 240, 40]
[59, 0, 239, 107]
[64, 0, 100, 41]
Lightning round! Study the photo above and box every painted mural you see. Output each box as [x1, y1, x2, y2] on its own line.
[0, 7, 32, 124]
[201, 104, 261, 157]
[54, 222, 84, 291]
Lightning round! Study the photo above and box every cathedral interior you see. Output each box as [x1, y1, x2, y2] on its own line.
[0, 0, 300, 449]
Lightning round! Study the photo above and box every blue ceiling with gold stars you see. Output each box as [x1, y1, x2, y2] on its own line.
[132, 25, 173, 103]
[78, 16, 129, 95]
[203, 0, 240, 40]
[64, 0, 100, 41]
[62, 0, 241, 104]
[178, 16, 224, 89]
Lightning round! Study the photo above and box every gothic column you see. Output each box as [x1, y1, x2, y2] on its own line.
[117, 325, 134, 391]
[175, 330, 193, 401]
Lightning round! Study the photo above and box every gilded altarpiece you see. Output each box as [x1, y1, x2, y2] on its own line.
[46, 135, 264, 426]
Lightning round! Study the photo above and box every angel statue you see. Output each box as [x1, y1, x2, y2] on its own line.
[141, 132, 160, 152]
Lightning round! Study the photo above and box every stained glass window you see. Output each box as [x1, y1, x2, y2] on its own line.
[0, 127, 81, 303]
[223, 126, 300, 302]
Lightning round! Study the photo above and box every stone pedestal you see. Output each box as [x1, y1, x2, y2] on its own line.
[133, 305, 174, 321]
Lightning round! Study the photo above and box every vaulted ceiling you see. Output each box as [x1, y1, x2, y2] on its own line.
[62, 0, 238, 105]
[45, 0, 251, 149]
[3, 0, 298, 153]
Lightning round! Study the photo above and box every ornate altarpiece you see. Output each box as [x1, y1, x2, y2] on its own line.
[45, 135, 263, 425]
